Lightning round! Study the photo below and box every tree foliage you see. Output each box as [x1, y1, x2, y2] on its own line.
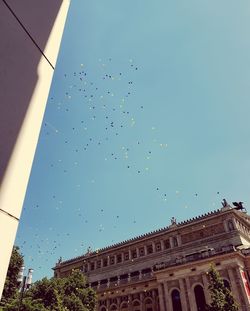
[1, 246, 24, 302]
[1, 270, 96, 311]
[206, 263, 239, 311]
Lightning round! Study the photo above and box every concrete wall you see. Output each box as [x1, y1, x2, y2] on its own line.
[0, 0, 70, 299]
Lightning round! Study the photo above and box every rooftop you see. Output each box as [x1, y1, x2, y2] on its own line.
[54, 205, 248, 268]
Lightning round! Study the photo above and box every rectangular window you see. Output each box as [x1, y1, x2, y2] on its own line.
[97, 260, 101, 268]
[124, 252, 129, 261]
[155, 242, 161, 251]
[147, 245, 153, 254]
[164, 239, 170, 249]
[139, 247, 145, 256]
[132, 250, 137, 258]
[117, 254, 122, 263]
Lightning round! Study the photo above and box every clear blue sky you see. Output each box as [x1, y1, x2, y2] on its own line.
[16, 0, 250, 281]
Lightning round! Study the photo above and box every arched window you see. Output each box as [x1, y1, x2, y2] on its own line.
[100, 307, 107, 311]
[228, 220, 234, 231]
[132, 300, 141, 311]
[110, 305, 118, 311]
[144, 297, 153, 311]
[120, 302, 128, 310]
[223, 279, 231, 290]
[171, 289, 182, 311]
[194, 285, 206, 311]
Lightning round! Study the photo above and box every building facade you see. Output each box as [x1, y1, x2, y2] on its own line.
[53, 204, 250, 311]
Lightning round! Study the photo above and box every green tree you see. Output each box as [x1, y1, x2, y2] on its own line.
[206, 263, 239, 311]
[2, 269, 96, 311]
[1, 246, 24, 302]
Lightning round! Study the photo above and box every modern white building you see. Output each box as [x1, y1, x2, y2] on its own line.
[0, 0, 70, 299]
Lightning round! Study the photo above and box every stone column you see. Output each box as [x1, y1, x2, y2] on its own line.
[100, 258, 103, 268]
[107, 255, 110, 265]
[117, 275, 120, 286]
[152, 241, 156, 252]
[202, 273, 211, 304]
[128, 273, 131, 282]
[117, 297, 121, 306]
[228, 268, 242, 306]
[128, 249, 132, 260]
[163, 281, 172, 311]
[97, 281, 100, 290]
[160, 240, 164, 250]
[223, 220, 229, 232]
[144, 245, 147, 255]
[107, 299, 110, 310]
[128, 294, 133, 311]
[139, 270, 142, 280]
[152, 289, 157, 311]
[179, 278, 188, 311]
[136, 247, 140, 258]
[121, 252, 124, 262]
[140, 292, 144, 311]
[151, 267, 154, 277]
[169, 237, 174, 248]
[185, 277, 195, 311]
[107, 278, 110, 288]
[177, 235, 182, 246]
[158, 283, 166, 311]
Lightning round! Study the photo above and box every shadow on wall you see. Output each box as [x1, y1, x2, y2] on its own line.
[0, 0, 63, 185]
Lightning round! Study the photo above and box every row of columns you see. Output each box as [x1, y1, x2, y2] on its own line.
[96, 268, 154, 289]
[157, 276, 206, 311]
[157, 268, 247, 311]
[100, 291, 157, 311]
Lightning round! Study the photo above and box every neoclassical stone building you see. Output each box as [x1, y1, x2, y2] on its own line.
[53, 203, 250, 311]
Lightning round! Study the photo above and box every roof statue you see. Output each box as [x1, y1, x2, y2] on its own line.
[221, 199, 230, 208]
[170, 217, 177, 226]
[232, 201, 246, 212]
[86, 246, 92, 255]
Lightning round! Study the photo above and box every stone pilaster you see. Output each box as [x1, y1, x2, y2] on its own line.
[169, 237, 174, 248]
[202, 273, 211, 305]
[128, 273, 131, 282]
[179, 278, 188, 311]
[158, 283, 166, 311]
[139, 270, 142, 280]
[128, 249, 132, 260]
[163, 281, 172, 311]
[177, 235, 182, 246]
[152, 241, 156, 252]
[160, 240, 164, 250]
[128, 294, 132, 311]
[185, 277, 195, 311]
